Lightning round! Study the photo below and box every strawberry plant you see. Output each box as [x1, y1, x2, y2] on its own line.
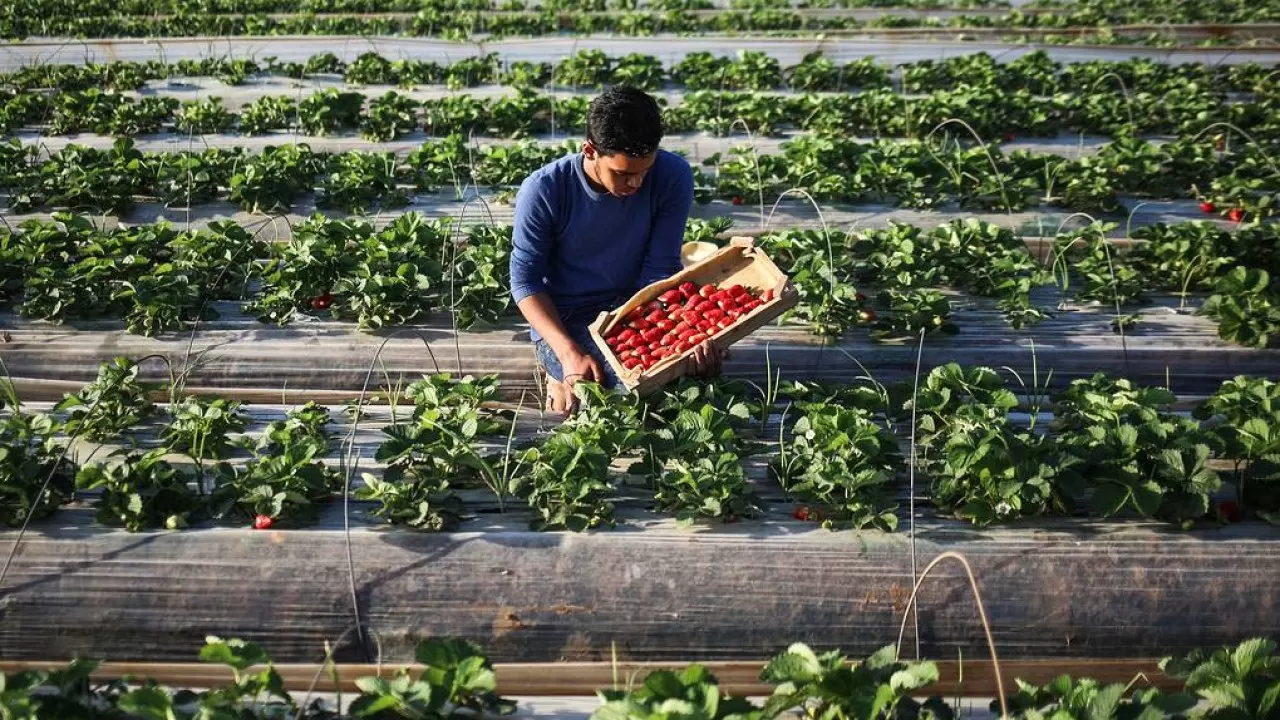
[654, 451, 761, 525]
[0, 659, 133, 719]
[177, 636, 299, 717]
[759, 643, 953, 720]
[56, 357, 157, 442]
[771, 404, 901, 531]
[251, 213, 448, 329]
[248, 213, 359, 325]
[228, 143, 324, 213]
[553, 49, 613, 87]
[161, 395, 249, 460]
[0, 398, 77, 527]
[334, 214, 447, 329]
[513, 385, 635, 531]
[1201, 268, 1280, 349]
[154, 148, 240, 207]
[356, 472, 467, 531]
[76, 448, 200, 531]
[593, 664, 761, 720]
[1000, 675, 1195, 720]
[363, 374, 506, 529]
[869, 288, 957, 340]
[1193, 377, 1280, 521]
[108, 95, 177, 135]
[1053, 375, 1222, 525]
[344, 51, 397, 85]
[175, 96, 233, 134]
[612, 52, 666, 90]
[451, 225, 515, 329]
[257, 401, 333, 456]
[211, 440, 339, 527]
[349, 638, 514, 717]
[360, 90, 421, 141]
[318, 150, 411, 214]
[1159, 638, 1280, 720]
[377, 373, 506, 487]
[298, 88, 364, 135]
[9, 138, 148, 214]
[238, 95, 296, 134]
[1057, 227, 1150, 307]
[933, 425, 1080, 525]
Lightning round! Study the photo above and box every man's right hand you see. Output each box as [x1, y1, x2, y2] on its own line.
[560, 345, 608, 388]
[547, 345, 608, 416]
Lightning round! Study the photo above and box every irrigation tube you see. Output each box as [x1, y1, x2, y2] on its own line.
[895, 551, 1009, 720]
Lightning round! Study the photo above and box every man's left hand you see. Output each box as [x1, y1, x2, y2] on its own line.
[688, 342, 727, 378]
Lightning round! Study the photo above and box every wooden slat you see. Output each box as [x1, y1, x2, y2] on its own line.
[0, 658, 1177, 696]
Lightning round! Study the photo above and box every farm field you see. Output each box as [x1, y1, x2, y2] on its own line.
[1, 0, 1280, 715]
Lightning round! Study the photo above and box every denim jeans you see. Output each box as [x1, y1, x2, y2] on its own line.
[532, 302, 622, 389]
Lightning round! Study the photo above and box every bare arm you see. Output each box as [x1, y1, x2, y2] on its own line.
[515, 292, 606, 388]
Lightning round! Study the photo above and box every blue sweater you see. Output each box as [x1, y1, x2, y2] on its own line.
[509, 150, 694, 340]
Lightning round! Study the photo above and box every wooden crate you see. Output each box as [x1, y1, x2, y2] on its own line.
[588, 237, 799, 395]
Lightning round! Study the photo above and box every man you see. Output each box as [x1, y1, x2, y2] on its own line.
[509, 85, 722, 414]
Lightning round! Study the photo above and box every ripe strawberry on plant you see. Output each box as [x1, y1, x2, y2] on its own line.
[1216, 500, 1241, 524]
[1199, 201, 1216, 214]
[1001, 132, 1015, 143]
[253, 514, 274, 530]
[857, 309, 877, 323]
[731, 195, 744, 206]
[793, 505, 812, 521]
[1227, 208, 1245, 223]
[311, 292, 334, 310]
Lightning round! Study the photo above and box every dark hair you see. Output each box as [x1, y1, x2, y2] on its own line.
[587, 85, 664, 157]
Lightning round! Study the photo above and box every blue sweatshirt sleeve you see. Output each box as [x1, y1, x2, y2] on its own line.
[637, 156, 695, 288]
[509, 174, 555, 305]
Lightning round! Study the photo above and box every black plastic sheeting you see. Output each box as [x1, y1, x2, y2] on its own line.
[2, 510, 1277, 663]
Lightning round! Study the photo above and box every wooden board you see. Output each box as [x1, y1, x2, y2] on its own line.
[0, 658, 1180, 697]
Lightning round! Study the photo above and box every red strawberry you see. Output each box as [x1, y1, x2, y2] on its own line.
[858, 309, 877, 323]
[311, 293, 333, 310]
[731, 195, 744, 206]
[1227, 208, 1245, 223]
[1001, 132, 1015, 142]
[1199, 201, 1216, 214]
[253, 514, 274, 530]
[793, 506, 812, 521]
[855, 292, 867, 303]
[1217, 500, 1242, 523]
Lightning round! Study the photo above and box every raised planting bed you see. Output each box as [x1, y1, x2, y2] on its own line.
[2, 508, 1278, 663]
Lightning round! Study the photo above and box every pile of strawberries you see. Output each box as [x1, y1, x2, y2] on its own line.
[604, 281, 774, 372]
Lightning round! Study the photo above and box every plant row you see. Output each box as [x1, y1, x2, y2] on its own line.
[5, 634, 1278, 720]
[4, 50, 1274, 96]
[1, 0, 1010, 18]
[0, 213, 514, 336]
[4, 357, 1278, 534]
[3, 210, 1278, 346]
[757, 218, 1280, 349]
[5, 83, 1278, 146]
[2, 5, 1275, 41]
[1, 212, 1277, 347]
[1, 134, 1276, 220]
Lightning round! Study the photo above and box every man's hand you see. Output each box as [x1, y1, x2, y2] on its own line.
[560, 345, 608, 388]
[547, 345, 608, 416]
[687, 341, 727, 378]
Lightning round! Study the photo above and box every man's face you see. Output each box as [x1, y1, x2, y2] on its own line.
[583, 140, 657, 198]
